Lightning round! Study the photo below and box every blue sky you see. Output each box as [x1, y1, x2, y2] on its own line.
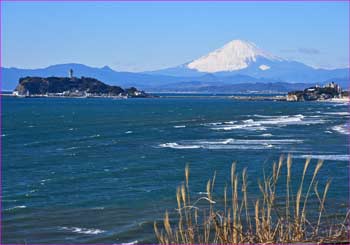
[2, 1, 349, 71]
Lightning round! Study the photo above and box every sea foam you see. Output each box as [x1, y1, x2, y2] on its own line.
[174, 125, 186, 128]
[332, 123, 350, 135]
[59, 226, 105, 235]
[209, 114, 324, 131]
[294, 154, 350, 162]
[5, 205, 27, 211]
[159, 138, 302, 150]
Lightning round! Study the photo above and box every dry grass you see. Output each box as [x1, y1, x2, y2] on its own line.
[154, 155, 350, 244]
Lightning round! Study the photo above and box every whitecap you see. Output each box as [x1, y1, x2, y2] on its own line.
[122, 241, 138, 245]
[40, 179, 51, 183]
[264, 143, 273, 148]
[201, 122, 223, 126]
[260, 133, 273, 137]
[252, 115, 307, 126]
[66, 146, 79, 150]
[159, 143, 201, 149]
[212, 124, 266, 131]
[159, 138, 301, 150]
[90, 134, 100, 138]
[332, 123, 350, 135]
[196, 139, 302, 145]
[205, 145, 275, 150]
[253, 114, 273, 118]
[59, 226, 105, 235]
[174, 125, 186, 128]
[196, 139, 234, 145]
[332, 102, 349, 107]
[224, 121, 237, 124]
[5, 205, 26, 211]
[294, 154, 350, 162]
[125, 131, 133, 134]
[324, 112, 350, 116]
[210, 114, 321, 131]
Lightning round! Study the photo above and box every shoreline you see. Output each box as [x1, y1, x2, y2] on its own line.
[317, 97, 350, 103]
[2, 93, 349, 103]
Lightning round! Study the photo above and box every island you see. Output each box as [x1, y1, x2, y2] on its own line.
[230, 82, 348, 102]
[12, 72, 151, 99]
[287, 82, 349, 102]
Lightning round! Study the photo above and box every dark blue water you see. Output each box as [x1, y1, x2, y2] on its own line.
[2, 96, 349, 243]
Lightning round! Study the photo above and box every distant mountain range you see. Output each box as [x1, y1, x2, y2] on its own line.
[2, 40, 348, 92]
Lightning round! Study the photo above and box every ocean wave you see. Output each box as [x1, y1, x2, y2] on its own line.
[23, 141, 42, 146]
[332, 102, 349, 107]
[66, 146, 80, 150]
[212, 124, 267, 131]
[195, 139, 234, 145]
[253, 114, 275, 118]
[159, 143, 201, 149]
[91, 207, 105, 210]
[202, 121, 236, 126]
[59, 226, 105, 235]
[89, 134, 101, 138]
[40, 179, 51, 183]
[122, 241, 138, 245]
[195, 139, 302, 145]
[159, 143, 270, 150]
[294, 154, 350, 162]
[2, 199, 18, 203]
[174, 125, 186, 128]
[209, 114, 324, 131]
[332, 123, 350, 135]
[5, 205, 26, 211]
[197, 192, 209, 195]
[251, 115, 306, 125]
[260, 133, 273, 137]
[324, 112, 350, 116]
[125, 131, 133, 134]
[159, 138, 302, 150]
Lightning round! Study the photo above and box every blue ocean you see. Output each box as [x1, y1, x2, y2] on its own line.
[2, 96, 349, 243]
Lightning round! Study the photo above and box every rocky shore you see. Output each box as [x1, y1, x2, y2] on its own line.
[230, 82, 349, 102]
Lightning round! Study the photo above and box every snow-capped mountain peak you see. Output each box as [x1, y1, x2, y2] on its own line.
[187, 39, 283, 73]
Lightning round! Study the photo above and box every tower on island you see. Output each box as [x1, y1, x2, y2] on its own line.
[69, 69, 74, 79]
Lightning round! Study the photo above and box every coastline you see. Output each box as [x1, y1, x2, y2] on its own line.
[317, 97, 350, 103]
[3, 92, 350, 103]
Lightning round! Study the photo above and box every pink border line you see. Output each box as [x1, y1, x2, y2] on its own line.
[1, 0, 3, 243]
[0, 0, 349, 2]
[348, 0, 350, 243]
[0, 0, 349, 244]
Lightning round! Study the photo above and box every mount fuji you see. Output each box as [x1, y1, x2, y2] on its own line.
[187, 39, 283, 73]
[1, 39, 348, 92]
[147, 39, 348, 85]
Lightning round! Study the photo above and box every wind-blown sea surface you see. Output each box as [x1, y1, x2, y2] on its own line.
[2, 95, 349, 243]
